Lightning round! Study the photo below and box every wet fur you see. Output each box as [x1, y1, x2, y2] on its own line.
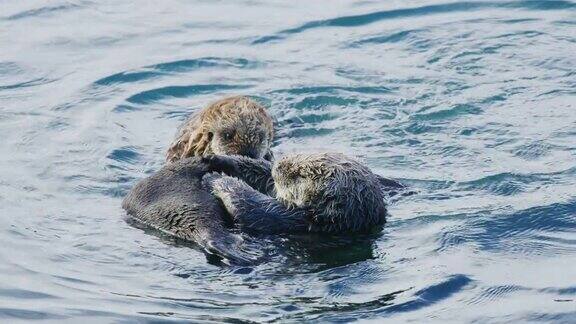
[122, 157, 258, 265]
[274, 153, 388, 232]
[204, 153, 391, 234]
[166, 96, 274, 163]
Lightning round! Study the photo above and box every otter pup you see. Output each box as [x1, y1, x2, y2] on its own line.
[166, 96, 274, 163]
[203, 153, 391, 234]
[122, 157, 258, 265]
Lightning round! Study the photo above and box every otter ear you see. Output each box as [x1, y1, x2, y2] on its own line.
[263, 149, 274, 161]
[184, 131, 213, 157]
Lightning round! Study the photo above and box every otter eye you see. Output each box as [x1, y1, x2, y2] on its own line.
[207, 132, 214, 141]
[221, 130, 235, 141]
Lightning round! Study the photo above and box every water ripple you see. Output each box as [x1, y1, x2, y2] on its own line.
[438, 201, 576, 253]
[4, 3, 83, 21]
[125, 84, 252, 105]
[378, 275, 473, 315]
[95, 57, 262, 86]
[2, 0, 576, 322]
[253, 1, 576, 44]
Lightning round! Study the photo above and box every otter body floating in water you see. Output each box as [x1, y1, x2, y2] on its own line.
[166, 96, 274, 163]
[122, 157, 257, 265]
[204, 153, 403, 234]
[125, 95, 273, 265]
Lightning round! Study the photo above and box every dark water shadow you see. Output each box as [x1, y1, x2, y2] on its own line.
[125, 212, 382, 272]
[124, 217, 235, 268]
[278, 233, 380, 271]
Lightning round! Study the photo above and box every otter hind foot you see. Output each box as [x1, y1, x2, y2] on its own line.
[204, 234, 262, 266]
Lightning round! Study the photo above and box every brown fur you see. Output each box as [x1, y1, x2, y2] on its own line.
[272, 153, 388, 232]
[204, 152, 388, 234]
[166, 96, 274, 163]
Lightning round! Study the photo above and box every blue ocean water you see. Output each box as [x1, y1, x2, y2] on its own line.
[1, 0, 575, 322]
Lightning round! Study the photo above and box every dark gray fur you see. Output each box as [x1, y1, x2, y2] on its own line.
[202, 155, 407, 197]
[122, 157, 257, 265]
[201, 155, 275, 195]
[202, 173, 311, 233]
[203, 154, 401, 234]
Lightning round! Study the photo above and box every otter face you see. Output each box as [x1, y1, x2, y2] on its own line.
[272, 153, 335, 207]
[166, 96, 274, 163]
[272, 152, 387, 232]
[208, 115, 271, 159]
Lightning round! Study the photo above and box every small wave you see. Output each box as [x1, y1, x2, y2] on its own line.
[106, 146, 142, 165]
[4, 3, 82, 21]
[437, 200, 576, 253]
[137, 312, 259, 323]
[125, 84, 252, 105]
[378, 275, 473, 314]
[253, 1, 576, 44]
[293, 96, 359, 110]
[282, 127, 336, 139]
[468, 285, 526, 304]
[0, 77, 56, 91]
[0, 62, 57, 91]
[0, 308, 67, 320]
[512, 141, 555, 159]
[95, 71, 161, 87]
[526, 311, 576, 322]
[270, 85, 392, 96]
[270, 289, 405, 322]
[458, 172, 543, 196]
[349, 29, 422, 47]
[413, 103, 483, 121]
[278, 113, 340, 128]
[95, 57, 261, 86]
[0, 288, 58, 300]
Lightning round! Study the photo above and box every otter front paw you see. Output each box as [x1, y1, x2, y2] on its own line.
[203, 174, 237, 193]
[209, 176, 240, 198]
[206, 175, 249, 216]
[202, 155, 239, 175]
[201, 172, 224, 192]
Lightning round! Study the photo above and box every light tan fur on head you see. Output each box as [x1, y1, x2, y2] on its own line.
[272, 152, 387, 233]
[166, 96, 274, 163]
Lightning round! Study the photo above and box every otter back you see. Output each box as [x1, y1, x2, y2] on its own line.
[122, 157, 256, 265]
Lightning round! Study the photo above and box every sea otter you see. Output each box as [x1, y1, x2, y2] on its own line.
[123, 153, 404, 264]
[166, 96, 274, 163]
[203, 152, 400, 234]
[122, 157, 258, 265]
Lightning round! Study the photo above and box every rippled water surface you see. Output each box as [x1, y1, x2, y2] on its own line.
[1, 0, 576, 322]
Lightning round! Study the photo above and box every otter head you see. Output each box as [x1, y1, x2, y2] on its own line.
[184, 96, 274, 160]
[272, 153, 387, 233]
[207, 104, 273, 159]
